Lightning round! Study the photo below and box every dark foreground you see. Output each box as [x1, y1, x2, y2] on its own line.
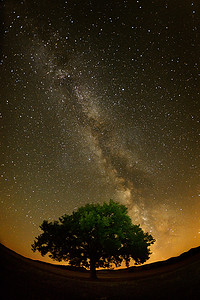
[1, 244, 200, 300]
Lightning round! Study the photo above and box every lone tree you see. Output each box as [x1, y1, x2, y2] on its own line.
[32, 200, 155, 279]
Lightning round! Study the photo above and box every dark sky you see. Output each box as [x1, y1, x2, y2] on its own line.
[1, 0, 200, 263]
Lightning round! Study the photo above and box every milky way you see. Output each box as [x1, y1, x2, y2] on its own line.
[1, 0, 200, 263]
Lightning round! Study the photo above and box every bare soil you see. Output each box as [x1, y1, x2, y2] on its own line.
[1, 243, 200, 299]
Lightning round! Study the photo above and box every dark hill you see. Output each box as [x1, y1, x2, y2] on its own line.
[1, 243, 200, 299]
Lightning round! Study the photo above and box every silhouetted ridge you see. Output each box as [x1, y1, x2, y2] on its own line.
[0, 242, 200, 272]
[127, 245, 200, 272]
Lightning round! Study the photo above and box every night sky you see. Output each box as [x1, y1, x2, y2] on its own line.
[1, 0, 200, 264]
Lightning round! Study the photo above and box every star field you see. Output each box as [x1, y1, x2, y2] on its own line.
[1, 0, 200, 263]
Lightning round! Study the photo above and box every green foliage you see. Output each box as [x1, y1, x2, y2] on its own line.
[32, 200, 155, 277]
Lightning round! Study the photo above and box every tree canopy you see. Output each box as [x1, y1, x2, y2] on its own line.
[32, 200, 155, 278]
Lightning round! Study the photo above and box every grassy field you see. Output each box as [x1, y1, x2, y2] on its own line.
[1, 243, 200, 299]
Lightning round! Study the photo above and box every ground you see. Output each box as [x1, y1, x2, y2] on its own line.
[1, 244, 200, 299]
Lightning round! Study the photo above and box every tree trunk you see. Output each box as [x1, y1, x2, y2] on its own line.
[90, 259, 97, 279]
